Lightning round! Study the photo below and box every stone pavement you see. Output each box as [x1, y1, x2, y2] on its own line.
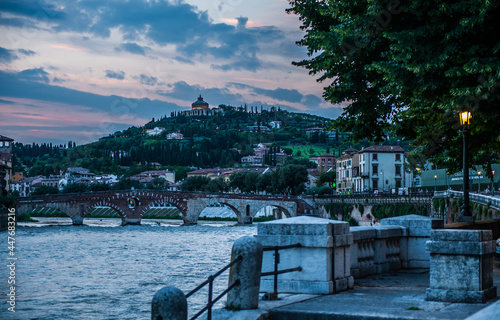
[206, 265, 500, 320]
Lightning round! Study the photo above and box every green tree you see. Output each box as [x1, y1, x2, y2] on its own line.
[146, 177, 168, 190]
[274, 164, 308, 195]
[62, 183, 88, 193]
[204, 177, 229, 193]
[287, 0, 500, 174]
[179, 176, 211, 192]
[113, 178, 143, 190]
[316, 170, 336, 188]
[32, 185, 59, 196]
[257, 172, 275, 194]
[88, 183, 111, 192]
[230, 170, 259, 193]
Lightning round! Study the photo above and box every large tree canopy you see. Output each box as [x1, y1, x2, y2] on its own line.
[287, 0, 500, 175]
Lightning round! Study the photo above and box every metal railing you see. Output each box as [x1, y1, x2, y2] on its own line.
[185, 255, 243, 320]
[261, 243, 302, 300]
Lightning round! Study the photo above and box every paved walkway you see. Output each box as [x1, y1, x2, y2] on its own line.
[268, 267, 500, 320]
[206, 264, 500, 320]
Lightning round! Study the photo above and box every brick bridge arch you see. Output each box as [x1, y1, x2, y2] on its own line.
[15, 190, 316, 225]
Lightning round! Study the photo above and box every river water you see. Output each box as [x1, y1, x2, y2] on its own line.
[1, 217, 257, 319]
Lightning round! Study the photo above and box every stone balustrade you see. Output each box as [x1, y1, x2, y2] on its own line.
[350, 225, 407, 278]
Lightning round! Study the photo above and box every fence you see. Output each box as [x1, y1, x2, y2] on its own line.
[261, 243, 302, 300]
[185, 255, 242, 320]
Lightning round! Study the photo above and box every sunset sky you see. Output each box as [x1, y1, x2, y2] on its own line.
[0, 0, 344, 145]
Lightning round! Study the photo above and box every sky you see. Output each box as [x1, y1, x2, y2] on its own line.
[0, 0, 344, 145]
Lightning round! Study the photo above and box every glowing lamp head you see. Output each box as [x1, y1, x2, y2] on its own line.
[459, 111, 472, 126]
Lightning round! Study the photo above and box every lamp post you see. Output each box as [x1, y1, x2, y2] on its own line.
[477, 171, 481, 193]
[492, 170, 495, 196]
[459, 110, 472, 222]
[380, 171, 384, 192]
[434, 175, 437, 193]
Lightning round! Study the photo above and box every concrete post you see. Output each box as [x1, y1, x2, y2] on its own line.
[227, 236, 263, 310]
[426, 229, 497, 303]
[151, 286, 187, 320]
[71, 216, 83, 225]
[257, 216, 353, 294]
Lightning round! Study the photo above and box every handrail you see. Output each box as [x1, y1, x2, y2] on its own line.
[261, 243, 302, 300]
[186, 255, 243, 320]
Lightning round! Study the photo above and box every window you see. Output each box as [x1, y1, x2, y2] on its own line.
[396, 179, 402, 188]
[395, 165, 401, 176]
[372, 164, 378, 175]
[395, 153, 401, 161]
[346, 171, 349, 178]
[372, 153, 378, 160]
[372, 179, 379, 190]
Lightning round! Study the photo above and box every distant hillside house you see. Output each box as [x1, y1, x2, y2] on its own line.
[269, 121, 281, 129]
[241, 155, 263, 167]
[317, 153, 336, 173]
[166, 132, 184, 140]
[146, 127, 165, 136]
[244, 125, 270, 133]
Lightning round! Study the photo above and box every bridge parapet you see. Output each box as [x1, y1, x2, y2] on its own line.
[14, 190, 313, 225]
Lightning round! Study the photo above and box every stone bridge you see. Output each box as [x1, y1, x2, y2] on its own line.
[15, 190, 316, 225]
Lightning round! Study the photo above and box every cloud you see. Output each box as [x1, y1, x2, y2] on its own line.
[135, 74, 158, 86]
[0, 69, 183, 119]
[116, 42, 147, 56]
[158, 81, 242, 106]
[229, 82, 303, 103]
[0, 47, 35, 64]
[1, 0, 285, 72]
[104, 70, 125, 80]
[0, 47, 17, 64]
[18, 68, 50, 83]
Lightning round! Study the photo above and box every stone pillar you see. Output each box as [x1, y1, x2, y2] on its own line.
[256, 216, 353, 294]
[381, 214, 443, 268]
[71, 216, 83, 225]
[426, 229, 497, 303]
[151, 286, 187, 320]
[227, 236, 263, 310]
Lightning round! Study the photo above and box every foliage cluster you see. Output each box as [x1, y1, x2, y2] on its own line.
[179, 164, 309, 195]
[371, 204, 428, 220]
[287, 0, 500, 175]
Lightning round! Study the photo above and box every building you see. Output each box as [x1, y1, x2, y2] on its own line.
[146, 127, 165, 136]
[355, 145, 411, 193]
[166, 132, 184, 140]
[11, 176, 44, 197]
[317, 153, 336, 173]
[130, 170, 175, 184]
[0, 135, 14, 195]
[269, 121, 281, 129]
[192, 95, 209, 110]
[336, 148, 359, 194]
[241, 156, 264, 167]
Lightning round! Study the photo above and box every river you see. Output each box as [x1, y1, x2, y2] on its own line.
[1, 217, 257, 319]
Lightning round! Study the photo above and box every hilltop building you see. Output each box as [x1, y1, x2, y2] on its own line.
[175, 95, 222, 117]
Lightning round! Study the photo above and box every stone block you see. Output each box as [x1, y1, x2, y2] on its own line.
[426, 229, 497, 303]
[257, 216, 352, 295]
[374, 225, 405, 238]
[430, 229, 493, 242]
[350, 226, 377, 241]
[381, 214, 443, 237]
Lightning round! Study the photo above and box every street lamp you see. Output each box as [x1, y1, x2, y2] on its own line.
[477, 171, 481, 193]
[491, 170, 495, 196]
[380, 171, 384, 192]
[459, 110, 472, 222]
[434, 175, 437, 193]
